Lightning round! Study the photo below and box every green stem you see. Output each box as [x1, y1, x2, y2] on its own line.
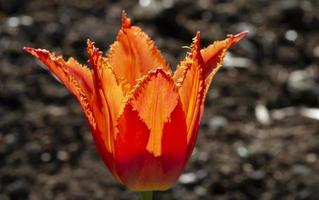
[140, 191, 153, 200]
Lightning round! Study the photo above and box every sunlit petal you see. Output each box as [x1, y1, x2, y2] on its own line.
[201, 31, 248, 93]
[87, 40, 127, 152]
[107, 12, 171, 88]
[114, 95, 187, 191]
[129, 68, 179, 156]
[23, 47, 96, 128]
[173, 33, 205, 148]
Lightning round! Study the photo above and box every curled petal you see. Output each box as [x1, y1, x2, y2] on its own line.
[24, 46, 120, 178]
[201, 31, 248, 91]
[86, 40, 126, 152]
[174, 32, 247, 157]
[24, 47, 94, 96]
[23, 47, 96, 128]
[173, 33, 205, 147]
[107, 12, 171, 88]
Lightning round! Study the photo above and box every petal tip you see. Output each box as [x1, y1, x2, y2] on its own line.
[191, 31, 201, 50]
[23, 47, 50, 58]
[23, 47, 37, 56]
[23, 47, 32, 52]
[86, 38, 94, 47]
[86, 39, 102, 66]
[121, 10, 132, 29]
[189, 32, 204, 65]
[228, 31, 248, 44]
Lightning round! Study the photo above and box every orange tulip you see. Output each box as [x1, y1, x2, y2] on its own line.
[24, 12, 246, 191]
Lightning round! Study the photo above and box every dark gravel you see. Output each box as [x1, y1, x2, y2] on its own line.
[1, 0, 319, 199]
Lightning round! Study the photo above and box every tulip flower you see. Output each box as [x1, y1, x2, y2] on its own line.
[24, 12, 246, 197]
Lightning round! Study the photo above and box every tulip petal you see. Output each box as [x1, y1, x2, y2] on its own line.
[114, 97, 188, 191]
[174, 32, 247, 157]
[87, 40, 127, 152]
[107, 12, 171, 88]
[201, 31, 248, 93]
[129, 68, 179, 157]
[113, 104, 150, 189]
[88, 120, 121, 182]
[23, 47, 96, 128]
[24, 47, 121, 180]
[160, 100, 188, 188]
[173, 33, 205, 147]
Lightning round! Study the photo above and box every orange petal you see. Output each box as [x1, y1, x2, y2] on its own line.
[159, 100, 188, 188]
[173, 32, 205, 146]
[114, 69, 188, 190]
[24, 47, 94, 96]
[107, 12, 171, 88]
[23, 47, 96, 128]
[88, 80, 121, 181]
[24, 46, 120, 180]
[201, 31, 248, 90]
[113, 104, 150, 189]
[86, 40, 126, 152]
[88, 121, 121, 183]
[174, 32, 247, 157]
[129, 68, 179, 157]
[114, 99, 188, 191]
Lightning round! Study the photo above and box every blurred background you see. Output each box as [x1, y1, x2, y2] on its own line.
[0, 0, 319, 199]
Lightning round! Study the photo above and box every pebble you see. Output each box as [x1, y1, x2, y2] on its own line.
[285, 30, 298, 42]
[287, 69, 316, 94]
[235, 22, 256, 36]
[292, 165, 311, 175]
[197, 152, 209, 163]
[237, 146, 250, 158]
[6, 16, 33, 27]
[250, 170, 265, 180]
[313, 45, 319, 58]
[139, 0, 151, 7]
[178, 172, 197, 185]
[223, 53, 252, 68]
[208, 116, 228, 131]
[279, 0, 299, 11]
[300, 108, 319, 121]
[5, 134, 16, 145]
[57, 151, 69, 161]
[305, 153, 317, 163]
[178, 170, 208, 185]
[194, 186, 207, 196]
[271, 107, 297, 120]
[46, 105, 67, 117]
[41, 152, 52, 162]
[255, 103, 271, 125]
